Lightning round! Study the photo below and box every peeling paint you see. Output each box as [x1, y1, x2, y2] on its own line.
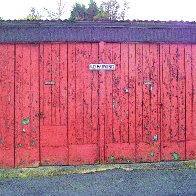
[110, 155, 115, 162]
[22, 118, 30, 125]
[22, 128, 26, 133]
[119, 156, 124, 160]
[31, 139, 35, 146]
[172, 153, 179, 160]
[0, 137, 2, 144]
[150, 152, 154, 157]
[153, 134, 158, 141]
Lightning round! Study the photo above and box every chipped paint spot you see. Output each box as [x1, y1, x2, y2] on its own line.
[31, 139, 35, 146]
[0, 137, 2, 144]
[54, 70, 58, 74]
[150, 85, 153, 92]
[150, 152, 154, 157]
[110, 155, 115, 162]
[172, 153, 179, 160]
[22, 117, 30, 125]
[153, 134, 158, 141]
[119, 156, 124, 160]
[22, 128, 26, 133]
[157, 146, 160, 149]
[77, 158, 81, 162]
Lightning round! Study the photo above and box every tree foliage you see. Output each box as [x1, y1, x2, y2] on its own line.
[69, 3, 87, 20]
[21, 7, 42, 20]
[69, 0, 130, 21]
[86, 0, 99, 20]
[100, 0, 120, 20]
[0, 17, 3, 20]
[69, 0, 99, 21]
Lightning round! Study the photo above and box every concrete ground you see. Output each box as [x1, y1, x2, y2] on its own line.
[0, 168, 196, 196]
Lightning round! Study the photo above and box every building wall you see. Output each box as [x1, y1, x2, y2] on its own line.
[0, 42, 195, 168]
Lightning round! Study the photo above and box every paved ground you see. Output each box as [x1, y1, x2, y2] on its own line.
[0, 168, 196, 196]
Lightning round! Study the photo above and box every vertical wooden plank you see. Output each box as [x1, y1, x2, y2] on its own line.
[120, 43, 129, 143]
[51, 44, 60, 126]
[177, 45, 186, 142]
[29, 44, 40, 164]
[112, 43, 121, 143]
[39, 44, 44, 127]
[83, 43, 92, 144]
[128, 43, 136, 162]
[68, 43, 76, 145]
[104, 43, 113, 162]
[142, 44, 151, 144]
[99, 41, 106, 163]
[0, 44, 15, 168]
[104, 43, 113, 145]
[170, 45, 179, 142]
[43, 44, 52, 126]
[59, 44, 68, 126]
[91, 43, 99, 144]
[160, 44, 171, 143]
[128, 44, 136, 145]
[149, 44, 160, 162]
[135, 44, 143, 162]
[75, 43, 84, 145]
[15, 44, 39, 167]
[186, 44, 196, 160]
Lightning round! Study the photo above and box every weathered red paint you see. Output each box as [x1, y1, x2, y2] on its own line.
[0, 44, 15, 168]
[0, 42, 195, 168]
[15, 44, 40, 167]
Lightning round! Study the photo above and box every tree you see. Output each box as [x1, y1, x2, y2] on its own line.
[120, 0, 130, 20]
[45, 0, 66, 20]
[86, 0, 99, 20]
[69, 1, 99, 21]
[100, 0, 120, 20]
[68, 0, 130, 21]
[69, 3, 87, 20]
[95, 0, 130, 20]
[24, 7, 42, 20]
[0, 17, 3, 20]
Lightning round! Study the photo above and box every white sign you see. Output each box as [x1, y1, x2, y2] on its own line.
[89, 64, 115, 70]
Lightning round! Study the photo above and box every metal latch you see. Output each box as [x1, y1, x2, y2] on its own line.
[45, 81, 55, 85]
[144, 81, 153, 92]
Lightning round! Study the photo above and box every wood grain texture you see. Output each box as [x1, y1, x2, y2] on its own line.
[15, 44, 39, 167]
[0, 44, 15, 168]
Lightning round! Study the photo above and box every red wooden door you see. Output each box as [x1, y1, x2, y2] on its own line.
[103, 43, 135, 163]
[160, 44, 186, 161]
[40, 43, 68, 165]
[40, 43, 99, 165]
[103, 43, 161, 163]
[68, 43, 99, 165]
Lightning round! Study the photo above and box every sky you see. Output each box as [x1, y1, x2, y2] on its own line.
[0, 0, 195, 21]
